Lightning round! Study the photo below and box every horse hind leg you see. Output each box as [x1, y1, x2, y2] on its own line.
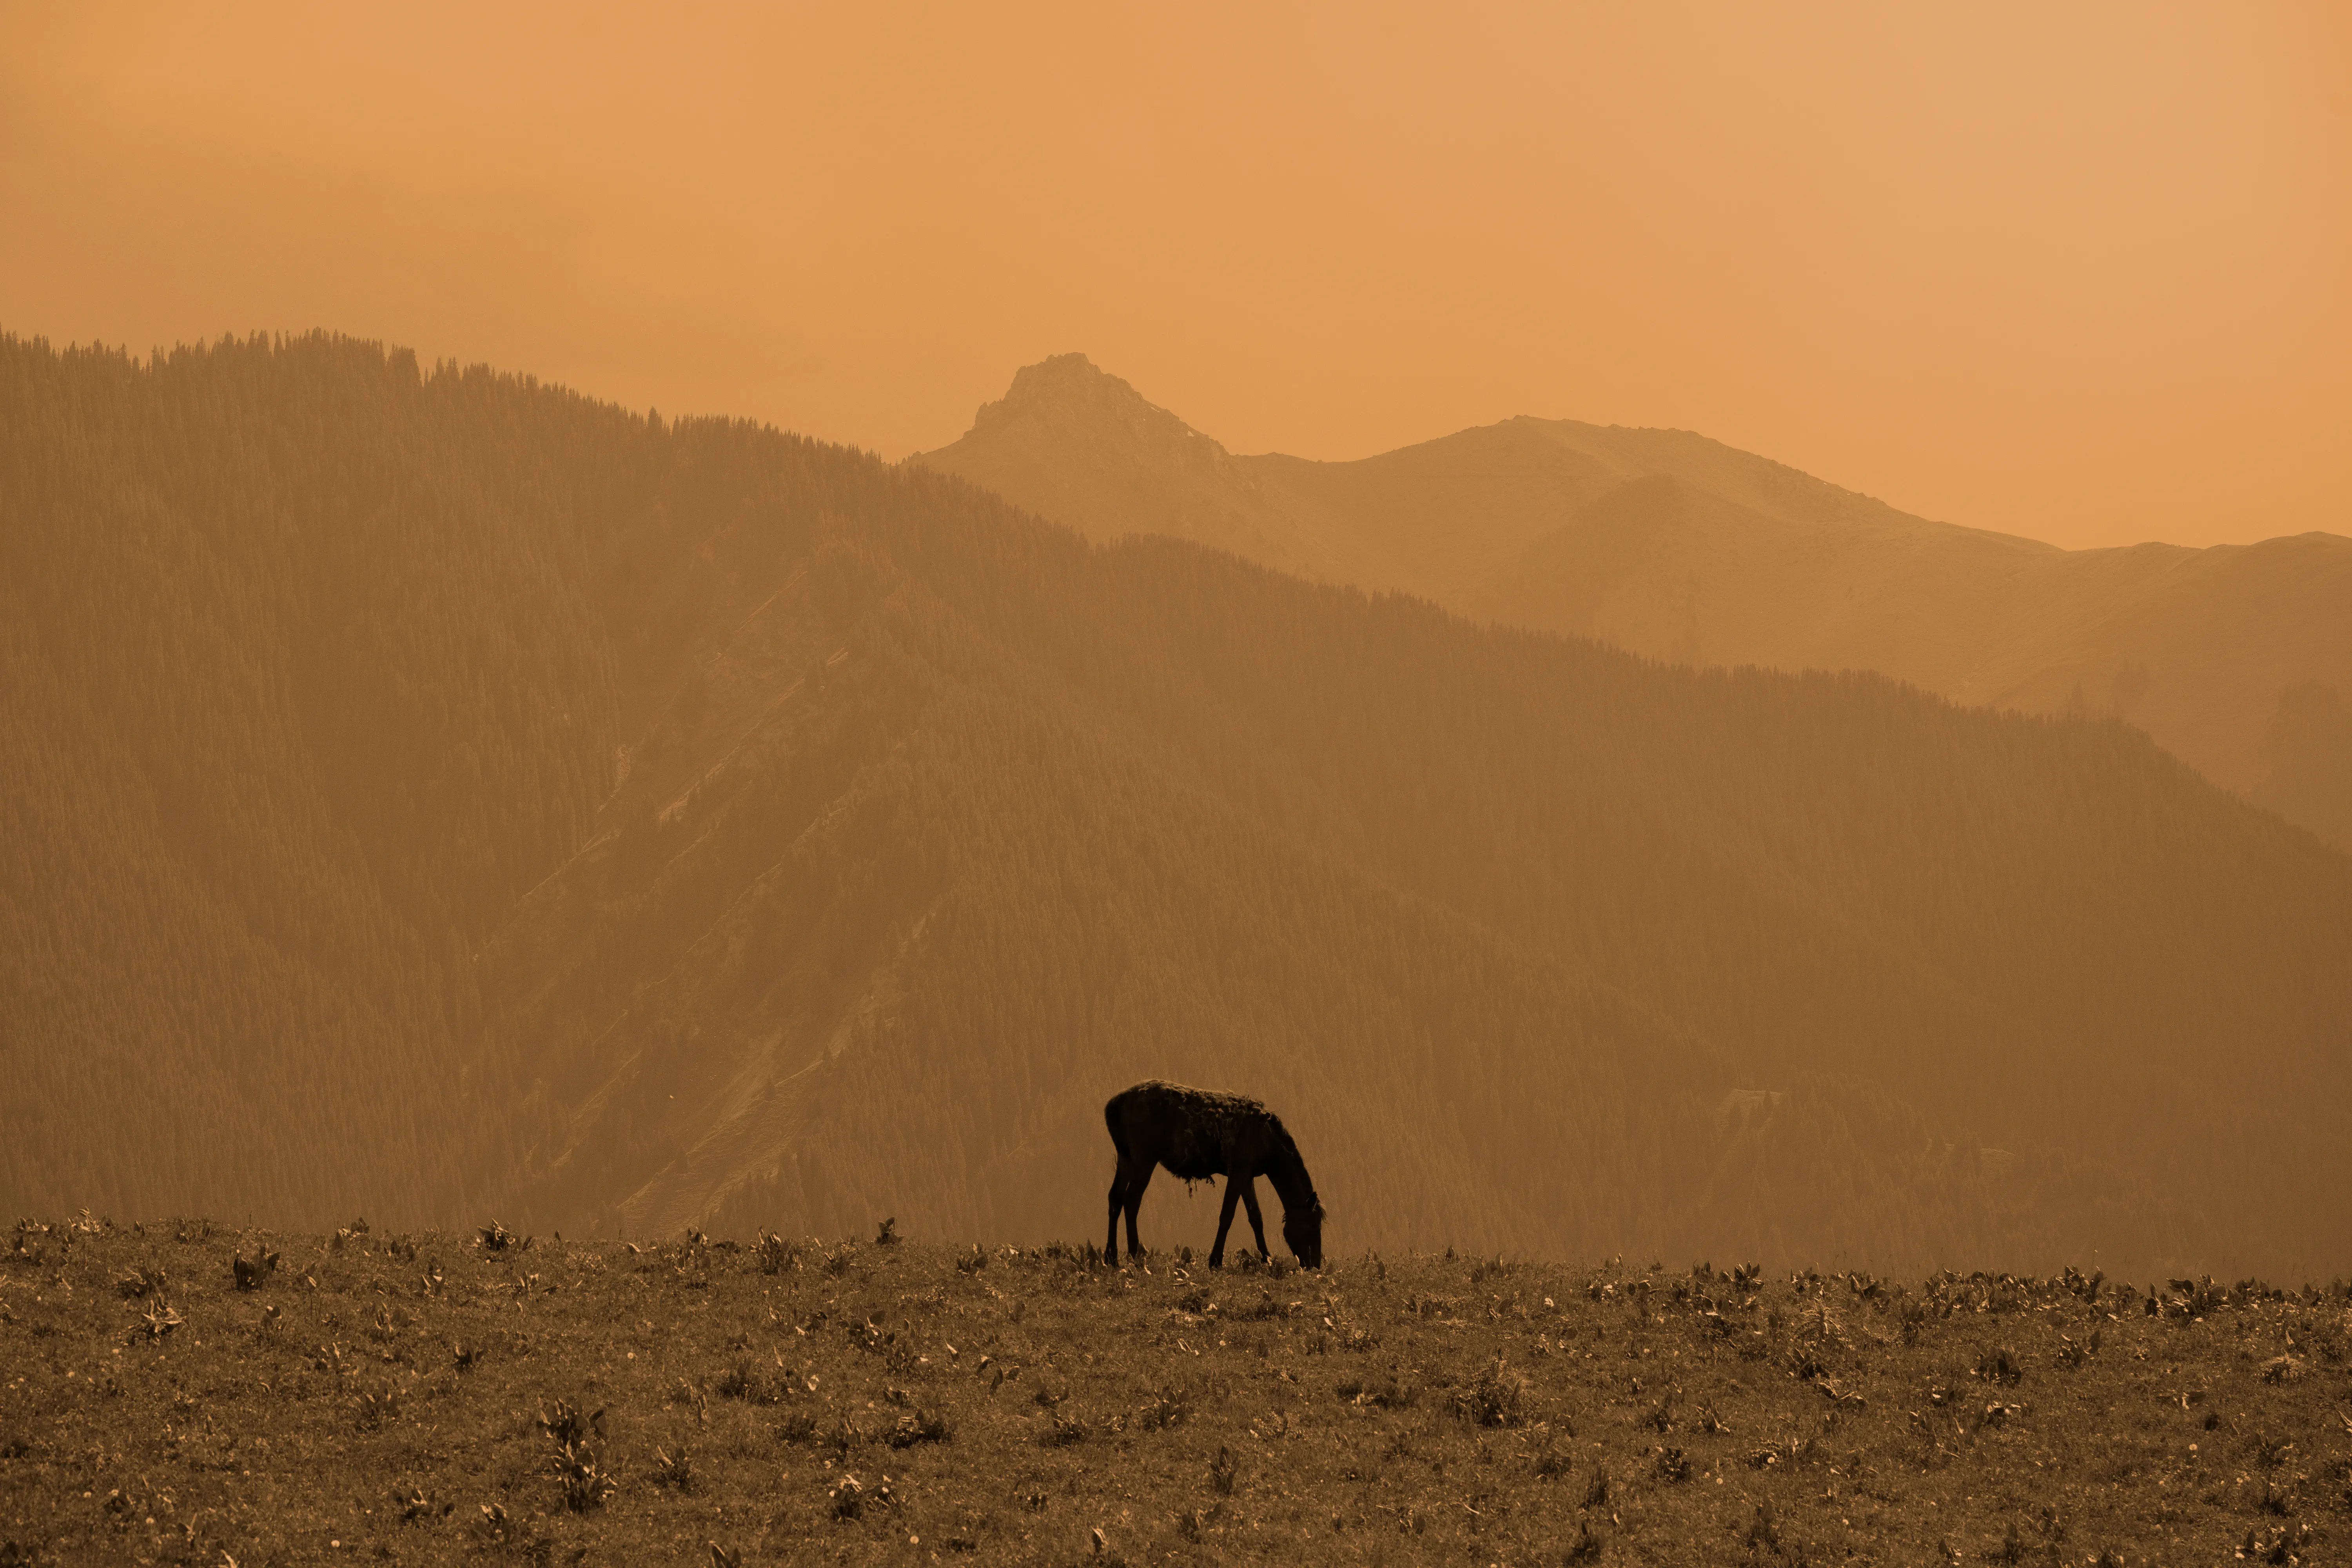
[1105, 1167, 1131, 1265]
[1123, 1163, 1154, 1259]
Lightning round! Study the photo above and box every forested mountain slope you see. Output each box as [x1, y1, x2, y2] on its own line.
[5, 333, 2348, 1279]
[912, 357, 2352, 851]
[1, 337, 641, 1221]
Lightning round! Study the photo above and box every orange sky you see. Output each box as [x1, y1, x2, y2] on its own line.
[3, 1, 2345, 549]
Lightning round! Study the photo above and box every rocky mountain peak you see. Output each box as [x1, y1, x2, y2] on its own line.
[964, 353, 1229, 466]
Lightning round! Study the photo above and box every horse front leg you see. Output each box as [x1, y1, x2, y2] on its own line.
[1239, 1180, 1272, 1261]
[1209, 1176, 1244, 1269]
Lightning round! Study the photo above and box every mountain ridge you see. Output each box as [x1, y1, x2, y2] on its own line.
[6, 332, 2348, 1281]
[911, 357, 2352, 850]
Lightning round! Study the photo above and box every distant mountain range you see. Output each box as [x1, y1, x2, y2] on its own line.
[5, 334, 2348, 1279]
[914, 356, 2352, 851]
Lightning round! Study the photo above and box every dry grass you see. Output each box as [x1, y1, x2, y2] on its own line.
[1, 1219, 2348, 1564]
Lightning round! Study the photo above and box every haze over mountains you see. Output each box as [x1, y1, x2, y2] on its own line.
[5, 334, 2350, 1281]
[915, 356, 2352, 851]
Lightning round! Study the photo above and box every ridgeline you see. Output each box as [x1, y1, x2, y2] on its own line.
[4, 332, 2349, 1276]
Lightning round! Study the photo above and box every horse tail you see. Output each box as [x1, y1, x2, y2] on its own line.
[1104, 1092, 1132, 1163]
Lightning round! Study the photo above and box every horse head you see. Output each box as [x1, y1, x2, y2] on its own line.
[1283, 1200, 1325, 1270]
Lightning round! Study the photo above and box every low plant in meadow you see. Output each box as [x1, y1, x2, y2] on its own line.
[115, 1261, 167, 1298]
[352, 1385, 400, 1432]
[134, 1299, 183, 1341]
[1137, 1382, 1191, 1430]
[1451, 1356, 1526, 1426]
[753, 1229, 799, 1274]
[889, 1406, 951, 1446]
[537, 1397, 615, 1512]
[537, 1397, 598, 1446]
[830, 1472, 895, 1520]
[230, 1248, 280, 1292]
[651, 1441, 695, 1491]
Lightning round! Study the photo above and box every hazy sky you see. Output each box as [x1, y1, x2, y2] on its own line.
[4, 2, 2345, 549]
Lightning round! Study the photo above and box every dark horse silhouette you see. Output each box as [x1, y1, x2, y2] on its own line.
[1104, 1080, 1323, 1269]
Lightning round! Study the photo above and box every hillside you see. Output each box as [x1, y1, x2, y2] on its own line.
[4, 334, 2350, 1279]
[911, 358, 2352, 851]
[2, 1219, 2347, 1566]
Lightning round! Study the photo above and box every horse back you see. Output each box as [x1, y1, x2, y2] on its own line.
[1107, 1079, 1271, 1181]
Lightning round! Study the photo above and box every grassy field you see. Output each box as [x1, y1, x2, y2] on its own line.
[2, 1215, 2347, 1566]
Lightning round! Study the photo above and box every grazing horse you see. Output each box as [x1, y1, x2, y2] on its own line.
[1104, 1080, 1324, 1269]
